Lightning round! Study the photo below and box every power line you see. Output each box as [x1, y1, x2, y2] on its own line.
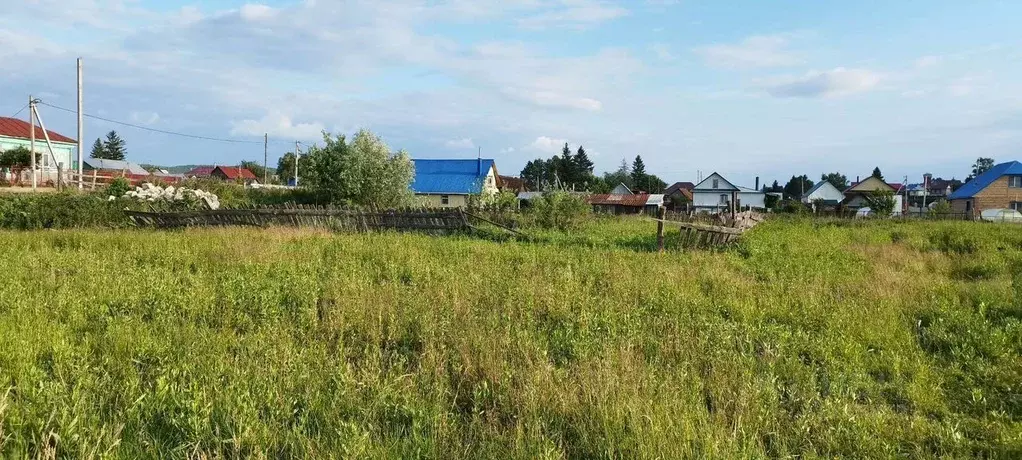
[9, 103, 29, 119]
[37, 101, 294, 145]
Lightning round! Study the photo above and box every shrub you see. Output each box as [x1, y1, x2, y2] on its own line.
[107, 177, 131, 198]
[0, 193, 129, 229]
[929, 199, 952, 217]
[526, 191, 590, 230]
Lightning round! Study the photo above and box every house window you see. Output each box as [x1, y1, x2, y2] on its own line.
[1009, 176, 1022, 188]
[440, 195, 449, 205]
[712, 179, 719, 188]
[1012, 202, 1022, 211]
[719, 194, 728, 204]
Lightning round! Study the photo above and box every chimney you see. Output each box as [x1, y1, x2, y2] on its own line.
[856, 175, 860, 183]
[755, 176, 760, 190]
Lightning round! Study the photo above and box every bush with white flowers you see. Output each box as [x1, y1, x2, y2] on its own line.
[113, 183, 220, 210]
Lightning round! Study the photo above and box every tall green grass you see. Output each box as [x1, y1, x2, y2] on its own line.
[0, 218, 1020, 458]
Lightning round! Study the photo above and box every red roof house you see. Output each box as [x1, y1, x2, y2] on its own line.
[211, 166, 257, 182]
[0, 116, 77, 144]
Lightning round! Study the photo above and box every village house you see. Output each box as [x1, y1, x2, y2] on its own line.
[691, 173, 766, 213]
[801, 181, 845, 210]
[586, 183, 664, 215]
[83, 158, 149, 176]
[664, 181, 694, 211]
[211, 166, 258, 183]
[843, 176, 905, 215]
[410, 158, 498, 208]
[0, 116, 77, 183]
[948, 161, 1022, 218]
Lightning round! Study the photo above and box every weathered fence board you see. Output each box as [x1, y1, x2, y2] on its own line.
[656, 210, 764, 250]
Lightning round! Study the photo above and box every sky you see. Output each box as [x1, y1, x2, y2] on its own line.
[2, 0, 1021, 187]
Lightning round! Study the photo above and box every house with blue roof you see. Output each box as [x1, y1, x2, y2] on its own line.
[949, 161, 1022, 218]
[410, 158, 499, 208]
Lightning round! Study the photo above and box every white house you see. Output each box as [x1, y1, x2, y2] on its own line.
[692, 173, 767, 212]
[801, 181, 845, 208]
[738, 186, 766, 209]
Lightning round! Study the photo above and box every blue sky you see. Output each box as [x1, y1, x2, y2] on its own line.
[2, 0, 1020, 187]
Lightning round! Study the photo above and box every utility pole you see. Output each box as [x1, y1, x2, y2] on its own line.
[29, 95, 36, 191]
[263, 133, 268, 185]
[77, 58, 84, 189]
[922, 173, 931, 216]
[294, 141, 299, 186]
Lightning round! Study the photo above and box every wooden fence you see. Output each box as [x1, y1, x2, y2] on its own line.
[64, 170, 184, 190]
[656, 209, 765, 251]
[125, 205, 471, 233]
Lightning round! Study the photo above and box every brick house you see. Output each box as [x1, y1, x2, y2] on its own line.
[948, 161, 1022, 218]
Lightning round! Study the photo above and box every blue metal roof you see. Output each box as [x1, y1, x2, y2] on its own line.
[411, 159, 495, 194]
[948, 161, 1022, 200]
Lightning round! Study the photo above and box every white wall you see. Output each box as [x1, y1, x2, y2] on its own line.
[739, 191, 766, 209]
[692, 191, 731, 209]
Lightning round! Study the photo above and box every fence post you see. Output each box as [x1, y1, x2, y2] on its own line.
[656, 206, 666, 253]
[91, 170, 98, 189]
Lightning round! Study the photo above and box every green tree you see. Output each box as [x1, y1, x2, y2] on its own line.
[967, 157, 995, 182]
[89, 138, 106, 159]
[573, 145, 595, 189]
[864, 190, 896, 217]
[520, 159, 550, 190]
[821, 172, 849, 190]
[276, 152, 297, 184]
[871, 167, 884, 181]
[0, 146, 34, 169]
[103, 131, 127, 160]
[240, 161, 273, 184]
[630, 156, 647, 188]
[783, 175, 814, 200]
[303, 129, 414, 207]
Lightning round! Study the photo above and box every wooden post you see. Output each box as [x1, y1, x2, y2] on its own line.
[91, 169, 97, 189]
[56, 163, 63, 191]
[656, 206, 666, 253]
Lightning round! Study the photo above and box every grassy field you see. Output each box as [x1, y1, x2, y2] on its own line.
[0, 218, 1020, 458]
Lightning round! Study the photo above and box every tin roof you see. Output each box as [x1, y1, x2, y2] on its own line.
[83, 158, 149, 175]
[214, 166, 257, 180]
[949, 161, 1022, 200]
[586, 193, 662, 207]
[411, 159, 495, 194]
[0, 116, 76, 144]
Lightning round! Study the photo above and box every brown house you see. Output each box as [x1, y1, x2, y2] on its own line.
[948, 161, 1022, 218]
[211, 166, 258, 183]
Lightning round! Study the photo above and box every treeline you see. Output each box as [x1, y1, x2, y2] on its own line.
[520, 143, 665, 194]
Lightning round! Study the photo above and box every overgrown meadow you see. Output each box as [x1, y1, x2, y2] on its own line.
[0, 218, 1020, 458]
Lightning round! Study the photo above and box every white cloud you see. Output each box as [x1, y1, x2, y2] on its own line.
[529, 136, 569, 153]
[230, 112, 325, 140]
[239, 4, 277, 21]
[914, 55, 941, 68]
[500, 146, 517, 153]
[650, 43, 674, 61]
[694, 34, 802, 69]
[518, 1, 628, 29]
[501, 87, 602, 111]
[445, 138, 476, 149]
[758, 68, 882, 98]
[129, 111, 160, 125]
